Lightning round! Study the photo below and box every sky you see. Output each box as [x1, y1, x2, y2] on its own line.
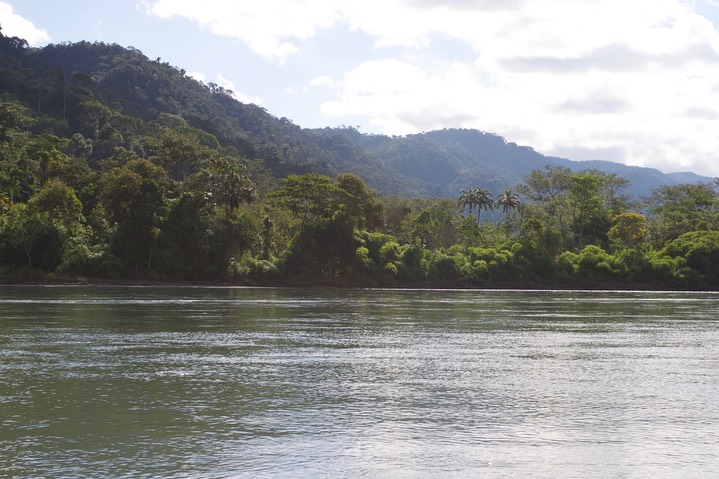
[3, 1, 719, 178]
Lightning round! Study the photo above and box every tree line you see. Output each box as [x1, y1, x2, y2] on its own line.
[1, 95, 718, 288]
[1, 28, 718, 288]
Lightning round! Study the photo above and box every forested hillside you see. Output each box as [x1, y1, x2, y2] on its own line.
[1, 28, 718, 288]
[313, 126, 710, 200]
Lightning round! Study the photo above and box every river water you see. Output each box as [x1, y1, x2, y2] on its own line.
[1, 286, 718, 478]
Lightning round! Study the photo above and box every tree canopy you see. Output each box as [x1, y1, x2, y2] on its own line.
[0, 30, 717, 289]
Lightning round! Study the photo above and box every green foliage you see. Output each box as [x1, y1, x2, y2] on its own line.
[458, 187, 493, 223]
[496, 188, 520, 215]
[660, 231, 719, 286]
[0, 180, 94, 271]
[0, 35, 718, 289]
[397, 244, 425, 282]
[268, 173, 339, 229]
[279, 216, 359, 283]
[97, 159, 169, 274]
[335, 172, 383, 230]
[647, 183, 719, 245]
[559, 245, 619, 279]
[228, 254, 279, 283]
[0, 102, 38, 202]
[608, 212, 648, 251]
[145, 124, 224, 180]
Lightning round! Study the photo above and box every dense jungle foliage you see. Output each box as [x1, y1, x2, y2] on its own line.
[1, 28, 719, 288]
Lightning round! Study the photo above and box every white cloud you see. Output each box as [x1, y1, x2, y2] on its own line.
[145, 0, 719, 176]
[0, 1, 51, 45]
[321, 58, 483, 134]
[309, 75, 334, 88]
[186, 71, 206, 83]
[186, 71, 262, 104]
[216, 73, 263, 105]
[147, 0, 341, 64]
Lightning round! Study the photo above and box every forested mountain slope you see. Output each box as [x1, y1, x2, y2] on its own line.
[1, 33, 421, 196]
[314, 127, 711, 200]
[1, 30, 711, 201]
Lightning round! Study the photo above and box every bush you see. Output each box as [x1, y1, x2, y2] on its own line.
[229, 254, 279, 283]
[660, 231, 719, 286]
[427, 250, 464, 282]
[647, 255, 676, 281]
[397, 244, 425, 282]
[379, 241, 402, 263]
[576, 245, 622, 278]
[615, 248, 651, 281]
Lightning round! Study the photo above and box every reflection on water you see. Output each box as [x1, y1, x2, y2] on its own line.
[1, 286, 719, 478]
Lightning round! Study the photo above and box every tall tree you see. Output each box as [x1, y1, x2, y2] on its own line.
[517, 165, 572, 245]
[268, 173, 339, 230]
[473, 187, 494, 223]
[568, 170, 629, 248]
[97, 159, 170, 274]
[335, 172, 383, 230]
[647, 182, 719, 245]
[0, 102, 38, 202]
[457, 189, 476, 220]
[496, 188, 520, 217]
[608, 212, 648, 251]
[458, 187, 493, 224]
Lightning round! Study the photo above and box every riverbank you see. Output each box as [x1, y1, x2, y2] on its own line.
[0, 272, 712, 292]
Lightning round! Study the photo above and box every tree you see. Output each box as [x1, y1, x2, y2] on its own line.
[568, 173, 606, 247]
[0, 101, 38, 202]
[518, 165, 572, 246]
[0, 202, 48, 270]
[519, 165, 571, 204]
[335, 172, 383, 230]
[183, 155, 255, 213]
[410, 209, 439, 248]
[660, 231, 719, 286]
[97, 159, 170, 274]
[496, 188, 520, 216]
[147, 125, 222, 180]
[0, 180, 88, 270]
[517, 167, 629, 250]
[458, 187, 493, 224]
[647, 182, 719, 245]
[564, 170, 629, 249]
[608, 212, 648, 251]
[474, 187, 494, 223]
[268, 173, 339, 230]
[457, 189, 476, 220]
[0, 25, 29, 56]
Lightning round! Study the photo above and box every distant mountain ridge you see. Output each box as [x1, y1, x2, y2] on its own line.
[313, 127, 712, 200]
[0, 31, 713, 202]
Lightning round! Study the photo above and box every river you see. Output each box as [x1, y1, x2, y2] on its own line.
[1, 286, 718, 478]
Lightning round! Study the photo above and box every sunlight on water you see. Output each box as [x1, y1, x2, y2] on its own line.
[1, 286, 718, 478]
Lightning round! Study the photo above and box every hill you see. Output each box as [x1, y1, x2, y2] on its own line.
[313, 127, 711, 200]
[0, 30, 713, 202]
[0, 33, 422, 196]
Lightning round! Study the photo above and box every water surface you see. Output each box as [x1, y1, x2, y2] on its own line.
[1, 286, 718, 478]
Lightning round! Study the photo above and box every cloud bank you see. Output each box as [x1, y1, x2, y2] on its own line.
[0, 1, 50, 45]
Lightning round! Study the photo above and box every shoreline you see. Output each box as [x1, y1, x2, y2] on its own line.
[0, 274, 713, 292]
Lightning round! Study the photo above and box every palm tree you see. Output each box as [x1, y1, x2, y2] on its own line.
[473, 187, 494, 223]
[496, 188, 520, 218]
[457, 189, 476, 219]
[459, 187, 494, 224]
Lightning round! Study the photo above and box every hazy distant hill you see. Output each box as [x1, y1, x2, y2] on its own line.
[313, 127, 712, 200]
[1, 30, 712, 201]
